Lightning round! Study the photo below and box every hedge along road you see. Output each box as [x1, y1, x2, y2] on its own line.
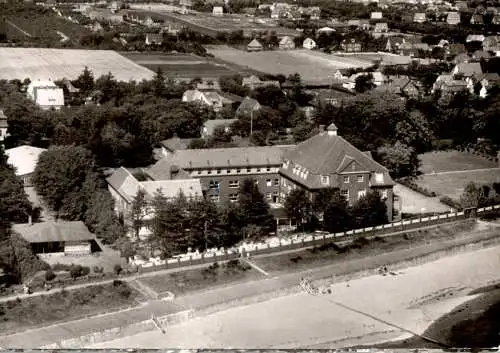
[0, 219, 476, 304]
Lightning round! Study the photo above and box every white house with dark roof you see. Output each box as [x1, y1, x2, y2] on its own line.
[201, 119, 238, 138]
[279, 123, 394, 220]
[303, 37, 316, 49]
[27, 79, 64, 110]
[106, 167, 202, 239]
[5, 145, 47, 186]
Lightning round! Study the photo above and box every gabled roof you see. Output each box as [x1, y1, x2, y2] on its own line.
[160, 135, 193, 152]
[472, 50, 491, 59]
[203, 118, 238, 136]
[236, 96, 262, 115]
[140, 179, 202, 199]
[247, 38, 263, 48]
[5, 145, 47, 176]
[466, 34, 485, 42]
[106, 167, 141, 203]
[147, 145, 294, 172]
[0, 109, 7, 129]
[454, 62, 483, 76]
[280, 131, 393, 190]
[317, 26, 335, 33]
[279, 36, 294, 45]
[13, 221, 95, 243]
[473, 72, 500, 83]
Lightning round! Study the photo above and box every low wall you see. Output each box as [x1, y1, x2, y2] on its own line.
[41, 309, 195, 349]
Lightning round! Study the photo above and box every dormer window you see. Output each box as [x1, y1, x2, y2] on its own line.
[375, 173, 384, 183]
[321, 175, 330, 185]
[343, 176, 349, 183]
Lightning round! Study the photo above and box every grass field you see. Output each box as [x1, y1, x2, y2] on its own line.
[419, 151, 498, 174]
[139, 260, 263, 296]
[415, 169, 500, 200]
[207, 46, 373, 84]
[0, 281, 140, 335]
[0, 48, 155, 82]
[121, 52, 240, 79]
[252, 221, 477, 274]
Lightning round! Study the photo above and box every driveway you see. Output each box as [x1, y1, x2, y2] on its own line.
[394, 183, 450, 214]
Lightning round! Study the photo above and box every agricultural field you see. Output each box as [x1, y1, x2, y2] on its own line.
[338, 53, 414, 66]
[415, 169, 500, 201]
[121, 52, 240, 79]
[0, 48, 155, 82]
[418, 151, 498, 174]
[207, 46, 373, 84]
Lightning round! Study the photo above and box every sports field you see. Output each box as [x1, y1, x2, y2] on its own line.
[419, 151, 498, 174]
[207, 46, 373, 84]
[89, 243, 500, 348]
[0, 48, 155, 82]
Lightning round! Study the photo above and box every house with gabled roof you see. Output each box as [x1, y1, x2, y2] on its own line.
[466, 34, 485, 43]
[465, 72, 500, 98]
[373, 22, 389, 34]
[279, 123, 394, 220]
[242, 75, 280, 90]
[385, 36, 405, 52]
[446, 12, 461, 24]
[145, 33, 163, 45]
[371, 11, 383, 19]
[279, 36, 295, 50]
[0, 109, 8, 143]
[212, 6, 223, 15]
[414, 12, 426, 23]
[236, 96, 262, 116]
[482, 36, 500, 51]
[201, 119, 238, 138]
[470, 14, 484, 24]
[452, 62, 483, 77]
[182, 89, 236, 112]
[452, 53, 471, 64]
[27, 79, 64, 110]
[492, 15, 500, 25]
[159, 135, 193, 158]
[303, 37, 316, 49]
[247, 38, 263, 51]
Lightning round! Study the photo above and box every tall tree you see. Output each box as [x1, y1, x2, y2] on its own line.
[32, 145, 99, 220]
[72, 66, 95, 97]
[186, 198, 221, 251]
[350, 191, 388, 228]
[323, 191, 352, 233]
[354, 73, 375, 93]
[128, 189, 148, 242]
[238, 178, 275, 237]
[377, 141, 419, 178]
[459, 182, 485, 209]
[284, 188, 312, 231]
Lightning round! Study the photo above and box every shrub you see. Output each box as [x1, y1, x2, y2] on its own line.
[398, 178, 437, 197]
[113, 264, 122, 275]
[290, 255, 302, 263]
[45, 269, 56, 281]
[351, 236, 370, 249]
[69, 265, 83, 279]
[440, 196, 462, 210]
[81, 266, 90, 276]
[93, 266, 104, 274]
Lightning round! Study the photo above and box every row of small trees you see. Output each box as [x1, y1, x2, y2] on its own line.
[284, 188, 389, 233]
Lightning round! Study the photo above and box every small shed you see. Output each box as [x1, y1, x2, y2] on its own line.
[247, 38, 263, 51]
[371, 12, 383, 19]
[303, 37, 316, 50]
[279, 36, 295, 50]
[212, 6, 223, 16]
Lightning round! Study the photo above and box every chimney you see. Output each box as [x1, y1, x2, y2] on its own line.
[28, 215, 32, 226]
[327, 123, 338, 136]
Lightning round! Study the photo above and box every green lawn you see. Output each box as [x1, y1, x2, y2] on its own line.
[0, 281, 140, 334]
[415, 169, 500, 200]
[139, 260, 264, 296]
[252, 221, 477, 274]
[419, 151, 497, 174]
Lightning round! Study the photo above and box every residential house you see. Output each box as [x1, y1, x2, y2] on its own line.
[13, 220, 97, 255]
[317, 26, 335, 34]
[455, 1, 467, 10]
[341, 39, 362, 52]
[87, 21, 104, 33]
[236, 96, 262, 116]
[432, 74, 468, 96]
[486, 6, 498, 15]
[303, 37, 316, 49]
[385, 36, 405, 52]
[452, 63, 483, 77]
[179, 0, 193, 7]
[414, 12, 426, 22]
[446, 12, 461, 24]
[201, 119, 238, 138]
[310, 88, 355, 108]
[159, 135, 193, 158]
[374, 22, 389, 33]
[399, 42, 430, 57]
[466, 72, 500, 98]
[27, 79, 64, 110]
[380, 76, 419, 98]
[466, 34, 485, 43]
[242, 75, 280, 90]
[343, 71, 385, 91]
[0, 109, 8, 143]
[447, 43, 467, 57]
[483, 36, 500, 52]
[472, 50, 491, 60]
[212, 6, 223, 15]
[247, 38, 263, 52]
[437, 39, 449, 47]
[308, 6, 321, 20]
[5, 145, 47, 186]
[371, 11, 383, 19]
[147, 146, 295, 203]
[196, 80, 221, 91]
[182, 89, 235, 112]
[492, 15, 500, 25]
[145, 33, 163, 45]
[279, 124, 394, 221]
[453, 53, 471, 64]
[333, 69, 350, 80]
[107, 167, 202, 238]
[279, 36, 295, 50]
[470, 14, 484, 24]
[347, 19, 370, 30]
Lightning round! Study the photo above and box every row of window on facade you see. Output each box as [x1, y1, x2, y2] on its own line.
[209, 191, 279, 202]
[193, 166, 278, 176]
[209, 178, 280, 189]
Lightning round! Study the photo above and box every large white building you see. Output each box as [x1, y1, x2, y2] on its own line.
[27, 79, 65, 110]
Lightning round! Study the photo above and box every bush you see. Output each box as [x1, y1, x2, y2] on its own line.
[45, 270, 56, 281]
[398, 178, 437, 197]
[290, 255, 302, 263]
[351, 236, 370, 249]
[113, 264, 122, 275]
[93, 266, 104, 274]
[440, 196, 462, 210]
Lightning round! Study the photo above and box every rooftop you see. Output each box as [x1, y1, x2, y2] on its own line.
[203, 118, 238, 136]
[13, 221, 95, 244]
[5, 145, 47, 176]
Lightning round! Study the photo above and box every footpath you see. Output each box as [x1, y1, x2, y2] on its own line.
[0, 225, 499, 348]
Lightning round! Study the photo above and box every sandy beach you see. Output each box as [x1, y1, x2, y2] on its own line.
[87, 244, 500, 349]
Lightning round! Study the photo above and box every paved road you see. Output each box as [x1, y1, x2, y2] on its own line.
[1, 225, 499, 348]
[394, 183, 450, 214]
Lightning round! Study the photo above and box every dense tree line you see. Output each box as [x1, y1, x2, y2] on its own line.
[285, 188, 389, 233]
[131, 178, 275, 258]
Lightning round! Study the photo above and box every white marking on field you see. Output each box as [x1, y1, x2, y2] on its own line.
[241, 258, 270, 276]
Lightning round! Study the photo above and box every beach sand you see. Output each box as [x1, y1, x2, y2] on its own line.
[87, 245, 500, 349]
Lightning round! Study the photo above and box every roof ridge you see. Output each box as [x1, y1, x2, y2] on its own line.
[315, 134, 340, 173]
